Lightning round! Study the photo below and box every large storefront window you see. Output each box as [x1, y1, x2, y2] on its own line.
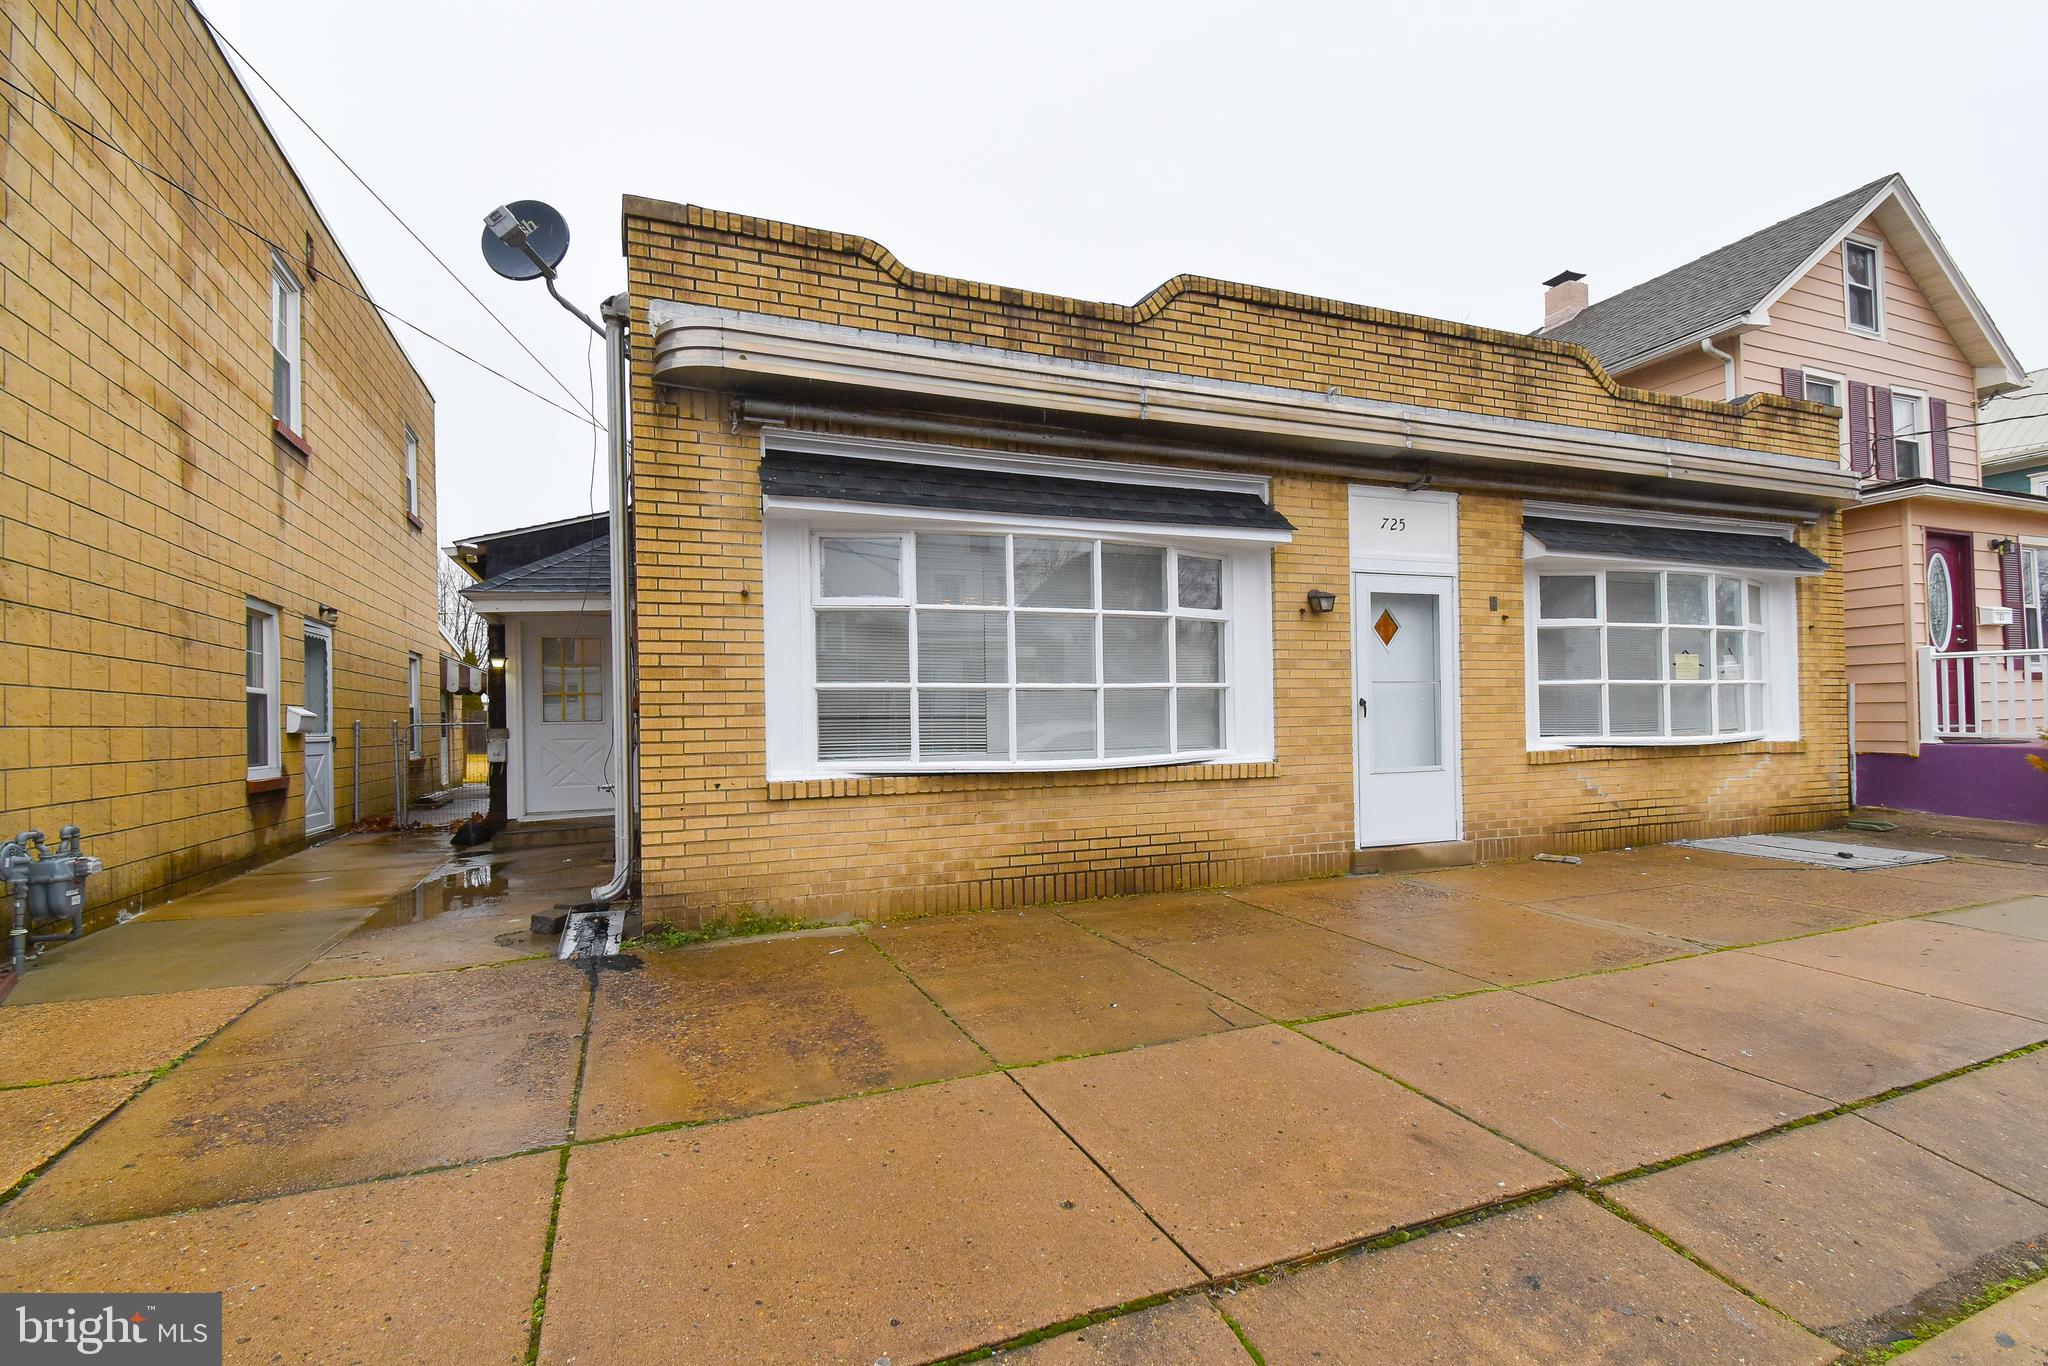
[1532, 567, 1786, 744]
[810, 531, 1237, 767]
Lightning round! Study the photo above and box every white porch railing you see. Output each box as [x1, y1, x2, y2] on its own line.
[1919, 646, 2048, 742]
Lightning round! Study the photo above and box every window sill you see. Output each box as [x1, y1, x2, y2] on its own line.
[767, 760, 1280, 801]
[406, 513, 424, 531]
[245, 774, 288, 796]
[273, 420, 314, 460]
[1527, 739, 1805, 765]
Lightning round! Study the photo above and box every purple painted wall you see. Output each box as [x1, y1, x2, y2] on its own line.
[1857, 744, 2048, 823]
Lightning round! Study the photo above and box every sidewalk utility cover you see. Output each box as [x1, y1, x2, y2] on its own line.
[1674, 835, 1948, 870]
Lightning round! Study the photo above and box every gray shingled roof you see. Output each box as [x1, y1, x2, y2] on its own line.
[762, 451, 1296, 531]
[1542, 176, 1896, 373]
[464, 535, 609, 596]
[1524, 517, 1829, 574]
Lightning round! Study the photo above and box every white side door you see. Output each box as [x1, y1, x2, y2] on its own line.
[302, 622, 335, 835]
[1353, 573, 1460, 846]
[522, 618, 612, 815]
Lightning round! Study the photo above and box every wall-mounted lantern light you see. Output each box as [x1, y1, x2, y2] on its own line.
[1306, 588, 1337, 614]
[489, 656, 508, 671]
[1989, 537, 2019, 557]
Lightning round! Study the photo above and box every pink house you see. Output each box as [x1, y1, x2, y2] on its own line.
[1544, 175, 2040, 821]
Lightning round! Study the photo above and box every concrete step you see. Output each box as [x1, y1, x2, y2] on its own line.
[1351, 841, 1478, 875]
[492, 816, 613, 851]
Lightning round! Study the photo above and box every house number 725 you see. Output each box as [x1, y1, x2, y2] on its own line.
[1379, 517, 1407, 532]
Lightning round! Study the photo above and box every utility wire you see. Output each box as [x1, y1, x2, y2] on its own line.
[189, 1, 596, 422]
[0, 66, 599, 429]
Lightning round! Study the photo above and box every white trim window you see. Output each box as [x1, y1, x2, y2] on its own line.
[2028, 472, 2048, 498]
[269, 254, 304, 432]
[765, 520, 1275, 777]
[406, 652, 422, 759]
[245, 600, 281, 779]
[2022, 544, 2048, 651]
[1529, 564, 1797, 746]
[403, 426, 420, 521]
[1891, 390, 1927, 479]
[1801, 369, 1851, 466]
[1844, 239, 1882, 334]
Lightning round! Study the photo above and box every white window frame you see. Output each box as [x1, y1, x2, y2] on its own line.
[1843, 238, 1884, 337]
[406, 652, 422, 759]
[1891, 388, 1928, 479]
[2028, 473, 2048, 498]
[1800, 368, 1851, 467]
[269, 253, 304, 433]
[403, 426, 419, 520]
[2021, 541, 2048, 654]
[763, 512, 1276, 780]
[245, 599, 282, 780]
[1523, 554, 1802, 750]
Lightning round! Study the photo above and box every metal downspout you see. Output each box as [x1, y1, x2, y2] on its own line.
[592, 294, 634, 905]
[1700, 336, 1738, 402]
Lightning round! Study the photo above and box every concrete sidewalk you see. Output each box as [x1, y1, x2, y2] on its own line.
[3, 818, 2047, 1362]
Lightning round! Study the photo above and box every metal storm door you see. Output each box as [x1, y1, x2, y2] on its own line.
[302, 622, 335, 835]
[1353, 574, 1459, 845]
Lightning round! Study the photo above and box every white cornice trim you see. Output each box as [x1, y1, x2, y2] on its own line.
[648, 303, 1858, 507]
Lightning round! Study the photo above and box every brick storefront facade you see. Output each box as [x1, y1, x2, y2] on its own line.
[622, 198, 1848, 923]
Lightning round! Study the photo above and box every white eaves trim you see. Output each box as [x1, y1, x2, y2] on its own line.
[649, 302, 1858, 507]
[463, 592, 611, 614]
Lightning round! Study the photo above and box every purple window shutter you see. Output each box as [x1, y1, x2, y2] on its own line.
[1929, 397, 1950, 483]
[2003, 547, 2027, 650]
[1846, 381, 1872, 476]
[1781, 367, 1804, 399]
[1873, 386, 1896, 481]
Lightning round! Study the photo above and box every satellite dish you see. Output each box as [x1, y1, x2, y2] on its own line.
[480, 199, 571, 281]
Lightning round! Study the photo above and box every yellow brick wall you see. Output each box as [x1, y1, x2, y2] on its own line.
[623, 200, 1847, 923]
[0, 0, 440, 917]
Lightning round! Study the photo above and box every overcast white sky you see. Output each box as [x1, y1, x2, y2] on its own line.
[201, 0, 2048, 544]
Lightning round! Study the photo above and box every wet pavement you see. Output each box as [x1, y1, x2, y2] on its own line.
[1, 813, 2047, 1361]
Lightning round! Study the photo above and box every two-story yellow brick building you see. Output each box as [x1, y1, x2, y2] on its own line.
[605, 197, 1858, 924]
[1, 0, 440, 921]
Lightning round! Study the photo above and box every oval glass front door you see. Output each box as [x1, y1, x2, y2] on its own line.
[1927, 553, 1954, 649]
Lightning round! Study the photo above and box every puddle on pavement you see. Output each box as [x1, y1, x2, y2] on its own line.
[348, 858, 513, 934]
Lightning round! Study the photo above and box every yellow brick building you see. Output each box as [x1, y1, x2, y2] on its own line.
[619, 197, 1856, 924]
[1, 0, 439, 920]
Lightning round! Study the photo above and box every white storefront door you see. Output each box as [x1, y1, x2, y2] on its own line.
[1349, 487, 1462, 847]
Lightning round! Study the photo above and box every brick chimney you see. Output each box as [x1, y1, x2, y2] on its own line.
[1542, 270, 1588, 331]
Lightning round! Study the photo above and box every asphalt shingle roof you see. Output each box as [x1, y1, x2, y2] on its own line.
[1542, 176, 1896, 373]
[761, 451, 1296, 532]
[1524, 517, 1829, 574]
[465, 535, 610, 595]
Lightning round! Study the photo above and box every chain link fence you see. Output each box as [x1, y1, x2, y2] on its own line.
[344, 717, 489, 832]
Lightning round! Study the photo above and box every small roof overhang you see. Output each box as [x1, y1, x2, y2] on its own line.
[1523, 515, 1829, 575]
[761, 449, 1295, 539]
[1854, 478, 2048, 515]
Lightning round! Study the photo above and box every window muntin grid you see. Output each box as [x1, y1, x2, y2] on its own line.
[811, 531, 1229, 767]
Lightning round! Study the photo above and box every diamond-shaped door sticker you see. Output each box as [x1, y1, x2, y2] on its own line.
[1373, 609, 1400, 647]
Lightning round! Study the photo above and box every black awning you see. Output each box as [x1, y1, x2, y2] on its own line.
[1524, 516, 1829, 574]
[761, 451, 1295, 534]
